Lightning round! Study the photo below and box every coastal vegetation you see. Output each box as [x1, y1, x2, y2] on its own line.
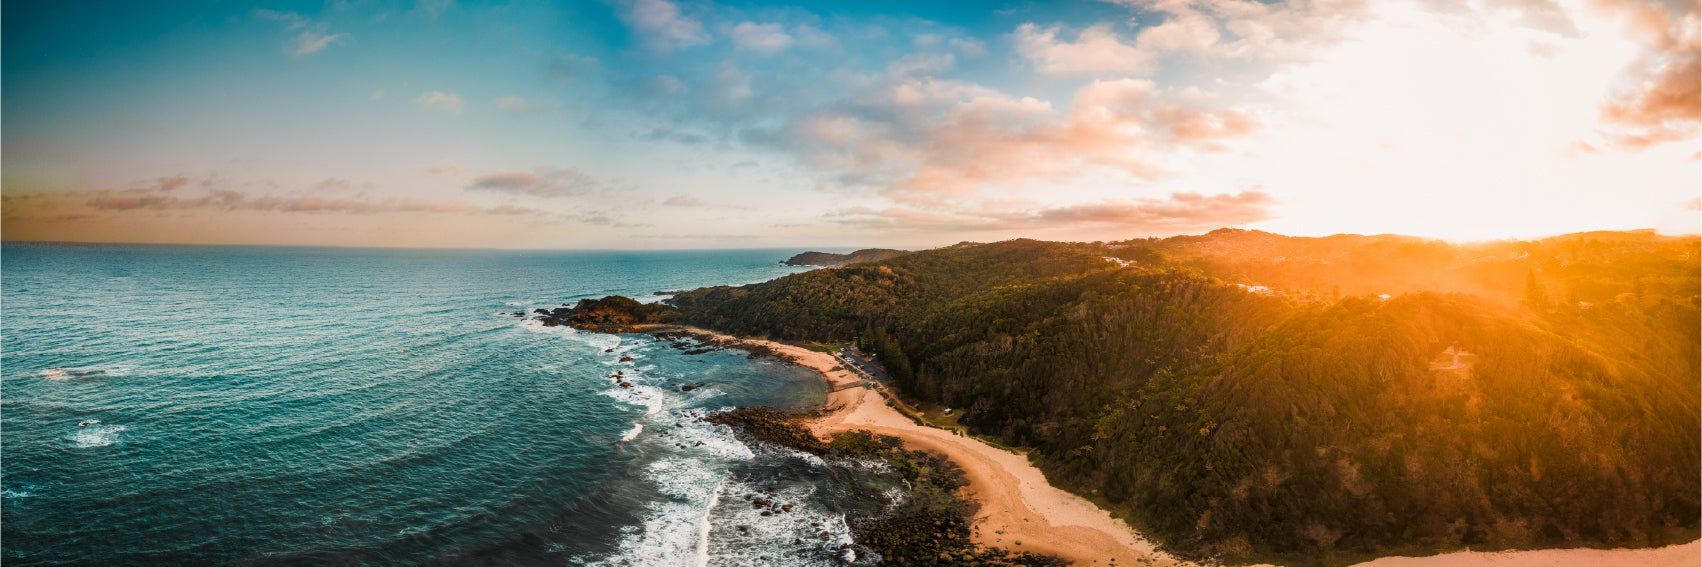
[783, 248, 913, 267]
[645, 230, 1701, 565]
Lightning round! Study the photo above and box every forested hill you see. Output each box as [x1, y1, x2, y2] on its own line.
[781, 248, 912, 267]
[664, 232, 1701, 566]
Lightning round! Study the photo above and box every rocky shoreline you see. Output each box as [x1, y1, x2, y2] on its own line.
[704, 407, 1067, 567]
[529, 296, 1064, 565]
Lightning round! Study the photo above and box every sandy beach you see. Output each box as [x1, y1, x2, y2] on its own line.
[684, 328, 1699, 567]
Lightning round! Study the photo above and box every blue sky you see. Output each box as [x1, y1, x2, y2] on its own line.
[4, 0, 1698, 248]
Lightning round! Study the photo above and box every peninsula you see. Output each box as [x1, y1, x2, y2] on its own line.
[545, 229, 1701, 566]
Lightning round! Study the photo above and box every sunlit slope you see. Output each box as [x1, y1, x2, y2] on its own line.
[665, 232, 1701, 564]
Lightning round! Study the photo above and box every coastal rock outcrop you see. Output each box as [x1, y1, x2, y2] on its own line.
[534, 296, 679, 332]
[782, 248, 910, 267]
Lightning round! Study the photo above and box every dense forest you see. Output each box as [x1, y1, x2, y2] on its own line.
[661, 230, 1700, 565]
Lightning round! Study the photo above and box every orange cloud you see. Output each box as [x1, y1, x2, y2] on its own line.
[1587, 0, 1700, 150]
[1013, 23, 1155, 75]
[775, 77, 1262, 208]
[826, 190, 1277, 236]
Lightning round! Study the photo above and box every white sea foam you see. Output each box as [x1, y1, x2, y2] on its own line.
[70, 424, 126, 448]
[1, 487, 35, 498]
[704, 478, 858, 566]
[620, 424, 644, 442]
[602, 385, 666, 419]
[38, 365, 130, 380]
[696, 479, 724, 567]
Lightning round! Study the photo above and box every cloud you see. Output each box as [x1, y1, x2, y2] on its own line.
[551, 54, 602, 83]
[1021, 190, 1276, 227]
[415, 0, 453, 21]
[254, 9, 348, 56]
[620, 0, 709, 52]
[888, 53, 956, 78]
[1585, 0, 1700, 151]
[70, 189, 537, 216]
[1014, 23, 1154, 75]
[291, 28, 348, 56]
[422, 160, 462, 176]
[768, 76, 1261, 207]
[415, 91, 464, 114]
[730, 22, 793, 53]
[466, 168, 601, 198]
[494, 96, 554, 115]
[825, 190, 1276, 234]
[949, 37, 988, 57]
[312, 178, 351, 191]
[371, 89, 386, 100]
[133, 175, 190, 192]
[1103, 0, 1371, 61]
[662, 195, 704, 206]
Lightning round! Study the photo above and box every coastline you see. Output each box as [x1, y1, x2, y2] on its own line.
[659, 325, 1188, 566]
[659, 325, 1701, 567]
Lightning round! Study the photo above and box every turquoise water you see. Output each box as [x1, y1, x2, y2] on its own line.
[2, 243, 872, 566]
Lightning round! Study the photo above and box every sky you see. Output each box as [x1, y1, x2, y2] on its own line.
[2, 0, 1698, 249]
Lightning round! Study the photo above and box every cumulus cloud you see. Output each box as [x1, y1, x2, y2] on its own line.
[1094, 0, 1373, 62]
[768, 76, 1261, 207]
[466, 168, 601, 198]
[730, 22, 793, 53]
[620, 0, 709, 52]
[1586, 0, 1700, 151]
[416, 91, 464, 114]
[1014, 23, 1154, 75]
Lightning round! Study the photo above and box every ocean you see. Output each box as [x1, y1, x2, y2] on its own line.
[1, 243, 888, 566]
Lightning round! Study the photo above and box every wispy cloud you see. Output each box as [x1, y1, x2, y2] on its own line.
[827, 190, 1277, 234]
[466, 168, 602, 198]
[422, 160, 462, 177]
[61, 189, 538, 216]
[254, 9, 348, 57]
[494, 96, 555, 115]
[730, 22, 793, 53]
[415, 91, 464, 114]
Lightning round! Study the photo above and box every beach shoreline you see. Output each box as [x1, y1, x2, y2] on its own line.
[653, 325, 1700, 567]
[648, 325, 1188, 566]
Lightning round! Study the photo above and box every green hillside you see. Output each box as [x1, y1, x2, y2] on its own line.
[662, 231, 1700, 565]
